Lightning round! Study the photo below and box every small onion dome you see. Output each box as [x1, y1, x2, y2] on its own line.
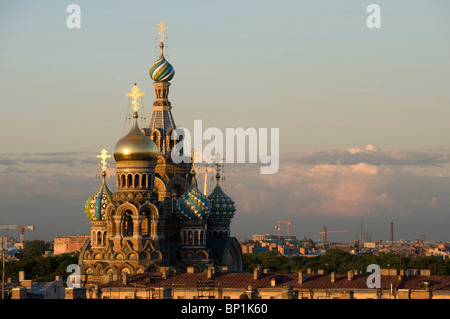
[85, 172, 112, 221]
[176, 171, 211, 220]
[208, 171, 236, 220]
[114, 113, 159, 162]
[149, 42, 175, 82]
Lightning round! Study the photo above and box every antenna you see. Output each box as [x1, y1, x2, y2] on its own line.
[360, 217, 363, 243]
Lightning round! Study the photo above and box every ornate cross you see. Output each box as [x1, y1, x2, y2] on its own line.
[97, 148, 111, 172]
[126, 83, 145, 112]
[155, 21, 168, 43]
[213, 153, 222, 172]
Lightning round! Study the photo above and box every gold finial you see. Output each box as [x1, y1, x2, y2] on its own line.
[213, 153, 224, 182]
[126, 83, 145, 113]
[97, 148, 111, 173]
[155, 21, 168, 43]
[191, 148, 196, 171]
[191, 148, 200, 172]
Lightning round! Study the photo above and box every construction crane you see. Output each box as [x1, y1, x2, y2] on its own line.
[275, 220, 293, 239]
[319, 226, 348, 243]
[0, 225, 35, 243]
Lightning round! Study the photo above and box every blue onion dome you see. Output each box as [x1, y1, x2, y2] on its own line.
[114, 113, 159, 162]
[149, 42, 175, 82]
[208, 170, 236, 221]
[176, 170, 211, 220]
[85, 172, 113, 221]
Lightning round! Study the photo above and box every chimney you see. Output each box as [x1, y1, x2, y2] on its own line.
[330, 272, 336, 283]
[19, 270, 25, 283]
[207, 267, 215, 279]
[298, 271, 306, 284]
[420, 269, 431, 276]
[347, 270, 354, 281]
[307, 268, 312, 274]
[253, 266, 262, 280]
[317, 269, 324, 275]
[270, 277, 276, 287]
[187, 267, 195, 274]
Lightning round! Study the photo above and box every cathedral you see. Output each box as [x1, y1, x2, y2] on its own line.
[78, 22, 243, 284]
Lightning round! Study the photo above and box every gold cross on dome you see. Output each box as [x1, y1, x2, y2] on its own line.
[213, 153, 224, 172]
[126, 83, 145, 112]
[155, 21, 168, 43]
[97, 148, 111, 172]
[191, 148, 197, 170]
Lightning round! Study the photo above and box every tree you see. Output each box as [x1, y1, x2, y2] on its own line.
[16, 240, 51, 259]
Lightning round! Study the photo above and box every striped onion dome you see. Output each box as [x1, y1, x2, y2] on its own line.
[149, 42, 175, 82]
[176, 170, 211, 220]
[85, 172, 112, 221]
[208, 171, 236, 221]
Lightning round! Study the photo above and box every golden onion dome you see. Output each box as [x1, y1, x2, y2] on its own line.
[114, 113, 159, 162]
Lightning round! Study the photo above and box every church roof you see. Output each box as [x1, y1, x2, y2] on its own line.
[208, 184, 236, 221]
[208, 166, 236, 221]
[114, 113, 159, 163]
[85, 173, 112, 221]
[176, 171, 211, 220]
[149, 43, 175, 82]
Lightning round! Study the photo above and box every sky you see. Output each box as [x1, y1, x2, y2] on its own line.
[0, 0, 450, 242]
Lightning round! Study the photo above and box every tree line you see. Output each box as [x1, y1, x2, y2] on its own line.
[1, 240, 78, 283]
[243, 249, 450, 276]
[2, 241, 449, 282]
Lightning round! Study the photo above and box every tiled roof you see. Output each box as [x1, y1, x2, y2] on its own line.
[102, 272, 450, 291]
[397, 276, 450, 290]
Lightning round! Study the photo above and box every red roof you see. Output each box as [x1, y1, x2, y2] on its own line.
[102, 272, 450, 291]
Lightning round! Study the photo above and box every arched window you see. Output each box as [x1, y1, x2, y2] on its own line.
[123, 211, 133, 236]
[121, 175, 126, 188]
[194, 230, 199, 246]
[127, 174, 132, 188]
[188, 230, 193, 246]
[134, 174, 139, 188]
[141, 214, 149, 236]
[152, 132, 160, 151]
[142, 174, 147, 189]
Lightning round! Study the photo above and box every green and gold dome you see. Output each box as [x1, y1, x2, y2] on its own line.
[149, 21, 175, 82]
[85, 150, 113, 221]
[176, 170, 211, 220]
[149, 42, 175, 82]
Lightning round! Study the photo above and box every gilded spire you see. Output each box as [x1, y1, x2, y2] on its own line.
[126, 83, 145, 115]
[155, 21, 168, 43]
[191, 148, 196, 172]
[97, 149, 110, 172]
[215, 161, 221, 183]
[213, 153, 224, 184]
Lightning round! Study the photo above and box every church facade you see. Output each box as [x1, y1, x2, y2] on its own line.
[79, 23, 243, 285]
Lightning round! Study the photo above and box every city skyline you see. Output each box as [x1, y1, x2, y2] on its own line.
[1, 0, 450, 242]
